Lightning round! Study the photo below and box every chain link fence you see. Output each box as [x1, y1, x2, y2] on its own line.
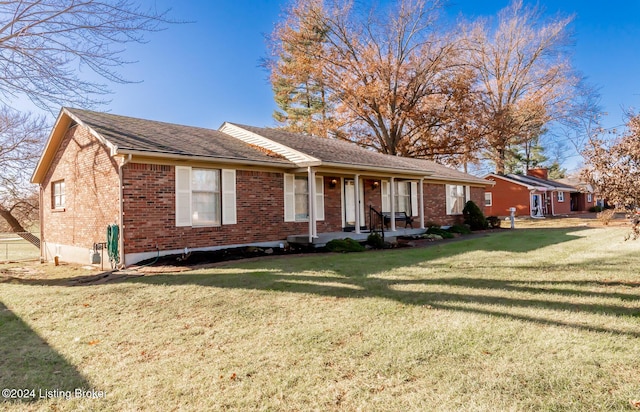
[0, 233, 40, 262]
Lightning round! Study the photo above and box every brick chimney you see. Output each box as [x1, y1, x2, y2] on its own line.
[527, 168, 548, 180]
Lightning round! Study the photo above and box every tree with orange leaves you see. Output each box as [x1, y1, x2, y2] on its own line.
[583, 114, 640, 239]
[267, 0, 462, 156]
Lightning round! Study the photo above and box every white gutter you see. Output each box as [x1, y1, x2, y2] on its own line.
[39, 184, 44, 262]
[114, 148, 296, 169]
[118, 154, 132, 268]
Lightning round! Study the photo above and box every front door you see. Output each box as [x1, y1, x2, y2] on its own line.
[344, 179, 356, 226]
[531, 194, 543, 217]
[343, 178, 365, 229]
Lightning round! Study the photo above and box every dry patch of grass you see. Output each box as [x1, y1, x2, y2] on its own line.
[0, 237, 39, 262]
[1, 221, 640, 411]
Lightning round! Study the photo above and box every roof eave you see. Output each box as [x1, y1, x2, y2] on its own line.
[427, 176, 495, 186]
[318, 161, 433, 177]
[31, 108, 119, 184]
[114, 148, 296, 168]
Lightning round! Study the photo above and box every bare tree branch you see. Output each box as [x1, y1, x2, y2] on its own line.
[0, 0, 173, 111]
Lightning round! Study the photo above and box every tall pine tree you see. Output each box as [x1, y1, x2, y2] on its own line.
[267, 0, 334, 137]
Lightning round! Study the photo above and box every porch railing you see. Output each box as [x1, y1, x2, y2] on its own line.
[369, 205, 385, 241]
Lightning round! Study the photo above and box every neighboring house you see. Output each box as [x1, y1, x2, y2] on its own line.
[31, 108, 492, 267]
[555, 176, 600, 210]
[483, 168, 596, 217]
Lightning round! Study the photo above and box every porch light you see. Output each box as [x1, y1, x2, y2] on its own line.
[329, 179, 338, 189]
[372, 181, 379, 190]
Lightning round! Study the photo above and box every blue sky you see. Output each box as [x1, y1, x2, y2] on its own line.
[35, 1, 640, 170]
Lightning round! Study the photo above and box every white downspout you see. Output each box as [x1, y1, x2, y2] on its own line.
[118, 154, 132, 268]
[354, 174, 361, 234]
[551, 191, 556, 216]
[530, 190, 536, 217]
[39, 184, 45, 262]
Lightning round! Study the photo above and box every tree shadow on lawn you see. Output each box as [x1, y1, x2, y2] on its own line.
[0, 301, 91, 404]
[8, 227, 640, 337]
[125, 246, 640, 338]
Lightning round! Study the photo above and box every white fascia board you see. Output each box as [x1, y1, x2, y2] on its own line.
[486, 174, 538, 191]
[219, 123, 320, 165]
[31, 108, 118, 183]
[425, 176, 494, 186]
[114, 149, 296, 168]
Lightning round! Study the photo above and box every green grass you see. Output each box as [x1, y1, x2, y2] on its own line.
[1, 224, 640, 411]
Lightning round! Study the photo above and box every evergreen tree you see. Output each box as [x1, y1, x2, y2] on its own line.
[504, 135, 548, 174]
[267, 0, 334, 137]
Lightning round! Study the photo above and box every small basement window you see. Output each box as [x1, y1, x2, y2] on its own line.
[52, 180, 65, 209]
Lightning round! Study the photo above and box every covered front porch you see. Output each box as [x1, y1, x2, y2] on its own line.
[292, 165, 431, 245]
[287, 227, 427, 247]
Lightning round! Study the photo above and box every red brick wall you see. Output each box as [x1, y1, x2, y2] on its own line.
[470, 186, 485, 215]
[320, 176, 343, 232]
[527, 168, 548, 180]
[363, 179, 383, 228]
[574, 193, 596, 211]
[423, 182, 467, 226]
[41, 125, 120, 249]
[122, 166, 346, 254]
[39, 126, 490, 259]
[484, 176, 531, 217]
[552, 191, 572, 215]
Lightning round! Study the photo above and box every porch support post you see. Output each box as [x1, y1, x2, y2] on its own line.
[390, 177, 396, 232]
[308, 167, 316, 243]
[354, 174, 361, 234]
[419, 178, 425, 229]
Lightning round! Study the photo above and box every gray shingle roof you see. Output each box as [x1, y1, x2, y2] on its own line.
[395, 157, 490, 185]
[504, 174, 577, 191]
[63, 109, 491, 185]
[228, 123, 429, 173]
[231, 124, 490, 184]
[66, 108, 294, 166]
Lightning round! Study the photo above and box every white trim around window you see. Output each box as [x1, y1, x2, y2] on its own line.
[175, 166, 236, 227]
[446, 184, 468, 215]
[557, 191, 565, 202]
[382, 180, 419, 216]
[52, 180, 66, 209]
[284, 173, 324, 222]
[484, 192, 492, 207]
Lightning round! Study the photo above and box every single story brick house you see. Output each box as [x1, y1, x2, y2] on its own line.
[31, 108, 492, 267]
[483, 168, 596, 218]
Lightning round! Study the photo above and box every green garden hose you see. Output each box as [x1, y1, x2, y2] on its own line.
[107, 224, 119, 269]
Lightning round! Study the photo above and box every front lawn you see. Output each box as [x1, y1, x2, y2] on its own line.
[1, 223, 639, 411]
